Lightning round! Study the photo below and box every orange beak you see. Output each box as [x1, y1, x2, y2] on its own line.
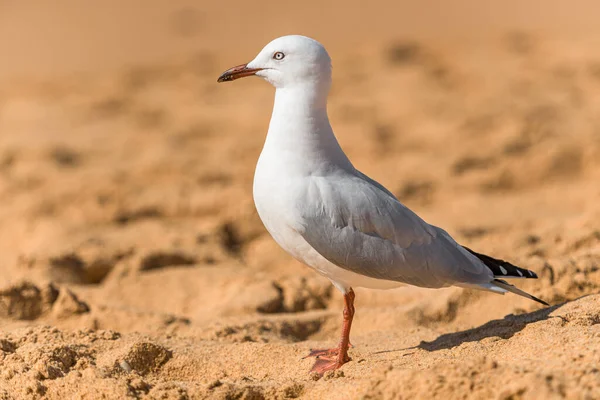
[217, 63, 263, 83]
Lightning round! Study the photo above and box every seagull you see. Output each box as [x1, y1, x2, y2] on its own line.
[217, 35, 548, 375]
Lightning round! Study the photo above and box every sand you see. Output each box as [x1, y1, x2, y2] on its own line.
[1, 2, 600, 399]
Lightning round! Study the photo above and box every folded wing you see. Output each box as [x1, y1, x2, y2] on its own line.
[297, 170, 493, 288]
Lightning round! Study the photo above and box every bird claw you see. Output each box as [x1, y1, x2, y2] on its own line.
[304, 347, 351, 375]
[310, 356, 346, 375]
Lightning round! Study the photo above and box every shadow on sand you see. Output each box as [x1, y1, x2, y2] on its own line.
[417, 304, 564, 351]
[373, 302, 567, 355]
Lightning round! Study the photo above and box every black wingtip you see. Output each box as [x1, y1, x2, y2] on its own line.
[527, 270, 539, 279]
[463, 246, 539, 279]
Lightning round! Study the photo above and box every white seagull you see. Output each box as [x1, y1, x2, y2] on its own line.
[217, 35, 548, 375]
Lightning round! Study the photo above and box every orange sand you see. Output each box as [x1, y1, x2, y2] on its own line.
[1, 2, 600, 399]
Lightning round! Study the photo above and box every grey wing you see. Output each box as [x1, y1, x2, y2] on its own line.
[296, 171, 493, 288]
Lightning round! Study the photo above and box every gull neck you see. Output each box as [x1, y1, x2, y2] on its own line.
[263, 84, 353, 170]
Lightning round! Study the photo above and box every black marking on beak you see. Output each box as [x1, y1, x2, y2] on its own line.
[217, 63, 263, 83]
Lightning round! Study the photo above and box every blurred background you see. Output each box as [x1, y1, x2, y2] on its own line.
[0, 1, 599, 398]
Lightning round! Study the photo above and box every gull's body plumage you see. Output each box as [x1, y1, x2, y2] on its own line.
[255, 136, 495, 292]
[218, 35, 547, 374]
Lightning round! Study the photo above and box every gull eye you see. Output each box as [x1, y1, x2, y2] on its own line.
[273, 52, 285, 60]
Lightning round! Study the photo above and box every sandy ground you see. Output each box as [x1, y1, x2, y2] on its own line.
[1, 2, 600, 399]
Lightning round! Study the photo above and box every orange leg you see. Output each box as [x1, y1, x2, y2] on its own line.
[305, 289, 355, 375]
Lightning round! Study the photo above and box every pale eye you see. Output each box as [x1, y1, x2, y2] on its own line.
[273, 52, 285, 60]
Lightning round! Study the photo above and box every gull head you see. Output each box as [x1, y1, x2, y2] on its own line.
[217, 35, 332, 89]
